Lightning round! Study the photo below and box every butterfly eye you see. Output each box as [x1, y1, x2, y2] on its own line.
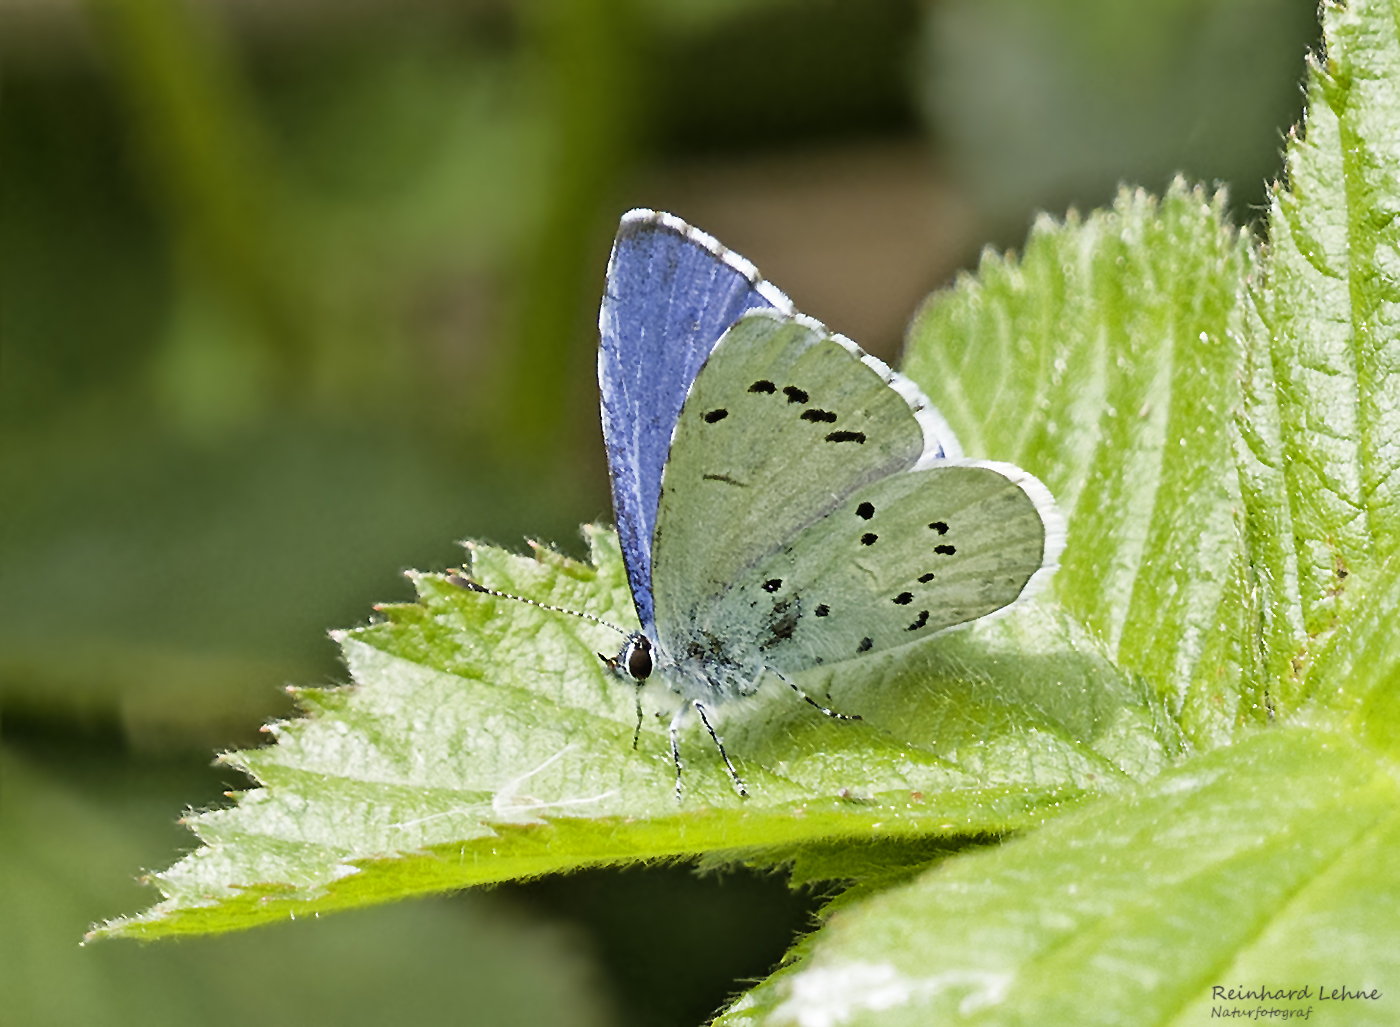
[626, 636, 653, 680]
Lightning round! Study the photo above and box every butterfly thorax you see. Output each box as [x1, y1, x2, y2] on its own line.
[651, 630, 768, 704]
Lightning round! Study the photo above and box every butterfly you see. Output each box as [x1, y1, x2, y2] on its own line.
[463, 209, 1062, 799]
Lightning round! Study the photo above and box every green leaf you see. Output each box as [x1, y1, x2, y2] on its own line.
[713, 725, 1400, 1027]
[1239, 0, 1400, 697]
[94, 528, 1168, 940]
[1307, 546, 1400, 757]
[905, 179, 1253, 746]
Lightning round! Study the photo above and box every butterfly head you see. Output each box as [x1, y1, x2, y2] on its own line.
[621, 632, 653, 681]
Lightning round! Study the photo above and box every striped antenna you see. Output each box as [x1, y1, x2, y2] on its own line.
[445, 574, 633, 639]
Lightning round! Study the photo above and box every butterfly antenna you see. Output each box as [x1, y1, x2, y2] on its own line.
[445, 574, 632, 639]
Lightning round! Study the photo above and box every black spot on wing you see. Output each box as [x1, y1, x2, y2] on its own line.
[918, 572, 935, 583]
[856, 502, 875, 519]
[703, 408, 728, 423]
[935, 544, 956, 556]
[893, 592, 913, 605]
[856, 637, 873, 653]
[929, 521, 949, 534]
[763, 578, 782, 593]
[749, 380, 776, 394]
[815, 604, 830, 617]
[801, 409, 837, 423]
[861, 533, 877, 546]
[826, 431, 866, 444]
[907, 610, 929, 631]
[782, 385, 809, 404]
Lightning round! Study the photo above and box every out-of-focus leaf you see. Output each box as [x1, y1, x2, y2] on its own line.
[88, 0, 317, 381]
[639, 0, 797, 37]
[2, 746, 616, 1027]
[919, 0, 1316, 229]
[0, 412, 598, 748]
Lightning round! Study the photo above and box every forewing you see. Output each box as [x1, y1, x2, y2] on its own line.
[651, 312, 927, 654]
[598, 210, 790, 629]
[701, 463, 1054, 676]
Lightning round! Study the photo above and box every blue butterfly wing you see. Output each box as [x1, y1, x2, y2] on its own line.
[598, 210, 792, 631]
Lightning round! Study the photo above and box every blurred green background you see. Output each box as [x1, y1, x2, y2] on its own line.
[0, 1, 1316, 1024]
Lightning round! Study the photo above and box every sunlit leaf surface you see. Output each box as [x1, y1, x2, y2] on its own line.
[715, 725, 1400, 1027]
[906, 179, 1250, 747]
[97, 526, 1167, 939]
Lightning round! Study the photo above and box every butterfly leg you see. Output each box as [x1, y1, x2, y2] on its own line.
[770, 668, 861, 722]
[693, 700, 748, 798]
[667, 708, 685, 801]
